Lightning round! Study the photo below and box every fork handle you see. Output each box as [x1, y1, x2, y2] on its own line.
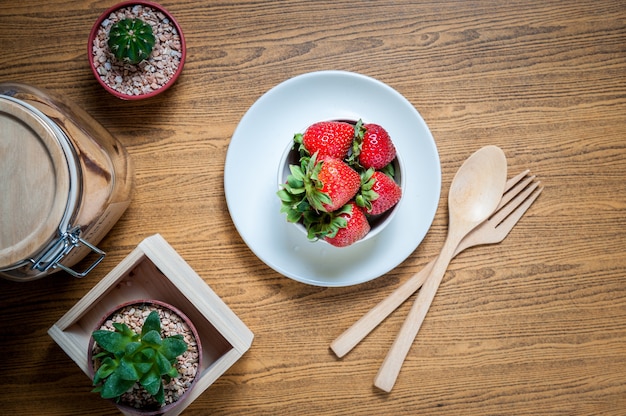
[330, 258, 437, 358]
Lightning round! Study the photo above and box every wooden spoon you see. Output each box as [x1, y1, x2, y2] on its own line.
[374, 145, 507, 392]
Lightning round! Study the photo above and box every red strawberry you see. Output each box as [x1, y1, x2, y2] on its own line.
[316, 156, 361, 212]
[298, 121, 355, 159]
[324, 202, 371, 247]
[278, 153, 360, 221]
[357, 170, 402, 215]
[357, 123, 396, 169]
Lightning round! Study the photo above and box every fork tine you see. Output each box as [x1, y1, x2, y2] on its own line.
[493, 183, 543, 233]
[492, 177, 540, 224]
[503, 169, 530, 194]
[496, 173, 536, 211]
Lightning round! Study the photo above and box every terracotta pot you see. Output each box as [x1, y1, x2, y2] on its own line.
[87, 300, 202, 415]
[88, 1, 186, 100]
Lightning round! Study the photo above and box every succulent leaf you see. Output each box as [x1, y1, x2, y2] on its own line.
[141, 369, 162, 396]
[112, 322, 135, 337]
[167, 368, 179, 380]
[125, 341, 141, 356]
[134, 362, 152, 375]
[162, 335, 188, 360]
[93, 357, 116, 384]
[118, 357, 139, 381]
[141, 347, 156, 360]
[100, 371, 135, 399]
[156, 351, 174, 374]
[154, 384, 166, 406]
[142, 311, 161, 335]
[142, 329, 163, 346]
[92, 329, 130, 354]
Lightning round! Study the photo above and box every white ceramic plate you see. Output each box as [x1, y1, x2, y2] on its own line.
[224, 71, 441, 287]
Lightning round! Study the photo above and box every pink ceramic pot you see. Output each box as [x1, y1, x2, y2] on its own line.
[88, 1, 186, 100]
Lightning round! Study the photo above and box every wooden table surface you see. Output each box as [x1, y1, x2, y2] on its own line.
[1, 1, 625, 414]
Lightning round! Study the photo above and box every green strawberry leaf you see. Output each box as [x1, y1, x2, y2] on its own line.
[289, 163, 306, 182]
[347, 119, 366, 168]
[381, 162, 395, 177]
[303, 203, 351, 239]
[355, 168, 379, 211]
[293, 132, 310, 158]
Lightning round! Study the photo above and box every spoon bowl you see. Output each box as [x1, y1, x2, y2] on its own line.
[448, 145, 508, 227]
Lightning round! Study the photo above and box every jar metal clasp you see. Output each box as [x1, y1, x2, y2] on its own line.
[31, 226, 105, 278]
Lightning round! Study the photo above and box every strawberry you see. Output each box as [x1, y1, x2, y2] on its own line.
[316, 156, 361, 211]
[350, 123, 396, 170]
[295, 121, 356, 159]
[356, 169, 402, 215]
[277, 153, 360, 219]
[324, 202, 371, 247]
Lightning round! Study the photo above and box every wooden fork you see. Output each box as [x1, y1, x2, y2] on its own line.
[330, 170, 543, 359]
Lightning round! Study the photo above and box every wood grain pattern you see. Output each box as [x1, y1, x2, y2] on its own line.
[1, 0, 625, 414]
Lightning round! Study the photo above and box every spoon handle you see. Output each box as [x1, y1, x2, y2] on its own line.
[330, 258, 435, 358]
[374, 238, 458, 392]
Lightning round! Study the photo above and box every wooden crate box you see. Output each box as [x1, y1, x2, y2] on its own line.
[48, 234, 254, 415]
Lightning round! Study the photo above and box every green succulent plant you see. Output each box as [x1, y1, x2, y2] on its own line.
[107, 18, 156, 64]
[91, 310, 188, 405]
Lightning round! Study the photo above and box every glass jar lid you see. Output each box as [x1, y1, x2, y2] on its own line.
[0, 96, 73, 269]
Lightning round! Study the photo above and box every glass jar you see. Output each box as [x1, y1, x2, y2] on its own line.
[0, 82, 134, 281]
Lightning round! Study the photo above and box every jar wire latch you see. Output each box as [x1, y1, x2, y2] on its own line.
[31, 226, 105, 278]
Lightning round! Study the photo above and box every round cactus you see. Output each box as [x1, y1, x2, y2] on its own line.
[107, 18, 156, 64]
